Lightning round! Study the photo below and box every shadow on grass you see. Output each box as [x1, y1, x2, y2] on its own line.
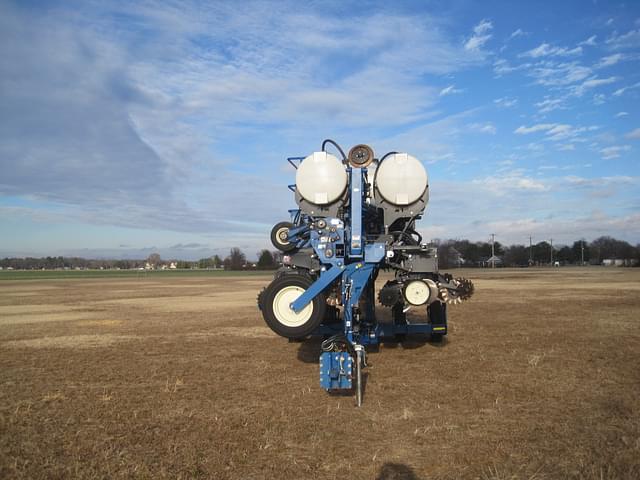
[296, 333, 446, 363]
[376, 462, 421, 479]
[384, 334, 446, 350]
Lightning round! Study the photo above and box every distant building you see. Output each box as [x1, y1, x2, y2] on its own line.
[481, 255, 503, 267]
[603, 258, 638, 267]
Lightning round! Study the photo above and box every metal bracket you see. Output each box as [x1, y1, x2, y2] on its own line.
[287, 157, 305, 169]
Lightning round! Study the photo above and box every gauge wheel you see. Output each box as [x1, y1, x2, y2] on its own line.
[270, 221, 297, 252]
[261, 274, 326, 338]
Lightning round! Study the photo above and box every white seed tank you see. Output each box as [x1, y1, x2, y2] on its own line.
[296, 152, 348, 205]
[374, 153, 428, 206]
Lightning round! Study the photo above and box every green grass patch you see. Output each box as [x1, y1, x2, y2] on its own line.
[0, 269, 272, 280]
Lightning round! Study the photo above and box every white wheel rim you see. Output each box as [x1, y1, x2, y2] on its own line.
[272, 285, 313, 327]
[275, 227, 289, 245]
[405, 280, 430, 306]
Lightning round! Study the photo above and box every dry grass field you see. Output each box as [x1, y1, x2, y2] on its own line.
[1, 268, 639, 479]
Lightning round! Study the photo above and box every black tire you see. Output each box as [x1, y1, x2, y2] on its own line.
[271, 221, 297, 252]
[261, 274, 326, 338]
[257, 287, 266, 310]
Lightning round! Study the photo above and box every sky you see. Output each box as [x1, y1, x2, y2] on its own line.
[1, 0, 639, 260]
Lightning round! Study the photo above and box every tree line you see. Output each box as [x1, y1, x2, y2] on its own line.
[0, 248, 282, 271]
[434, 235, 639, 268]
[2, 236, 638, 271]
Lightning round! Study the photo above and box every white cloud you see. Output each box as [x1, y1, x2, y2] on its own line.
[546, 125, 574, 140]
[468, 122, 496, 134]
[523, 142, 545, 152]
[535, 97, 565, 113]
[579, 35, 597, 47]
[519, 43, 582, 58]
[433, 173, 640, 245]
[514, 123, 598, 142]
[626, 128, 640, 140]
[493, 58, 531, 76]
[613, 81, 640, 96]
[572, 76, 618, 96]
[599, 145, 631, 159]
[606, 29, 640, 49]
[374, 109, 475, 165]
[581, 76, 618, 88]
[440, 84, 463, 96]
[595, 53, 624, 68]
[464, 19, 493, 51]
[510, 28, 527, 39]
[565, 175, 637, 188]
[514, 124, 558, 134]
[557, 143, 576, 151]
[425, 184, 640, 245]
[527, 61, 592, 88]
[615, 112, 629, 117]
[2, 1, 499, 247]
[547, 125, 599, 141]
[493, 96, 518, 107]
[473, 173, 549, 194]
[493, 212, 640, 245]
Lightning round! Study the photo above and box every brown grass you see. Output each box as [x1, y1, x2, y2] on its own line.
[0, 267, 639, 479]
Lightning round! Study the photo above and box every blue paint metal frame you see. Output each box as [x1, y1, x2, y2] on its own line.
[276, 162, 446, 398]
[319, 351, 353, 390]
[290, 265, 343, 313]
[348, 168, 363, 258]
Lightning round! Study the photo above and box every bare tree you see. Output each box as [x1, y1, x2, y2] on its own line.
[147, 253, 161, 268]
[225, 248, 246, 270]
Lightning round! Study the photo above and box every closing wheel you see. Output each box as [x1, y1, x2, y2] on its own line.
[261, 274, 326, 338]
[270, 221, 297, 252]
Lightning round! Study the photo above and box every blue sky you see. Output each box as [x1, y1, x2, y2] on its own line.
[1, 0, 639, 260]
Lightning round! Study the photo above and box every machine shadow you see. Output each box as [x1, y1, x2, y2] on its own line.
[296, 337, 323, 364]
[376, 462, 422, 480]
[377, 334, 445, 350]
[297, 334, 445, 363]
[401, 334, 447, 349]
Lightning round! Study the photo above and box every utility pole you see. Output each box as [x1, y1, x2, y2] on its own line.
[550, 238, 553, 266]
[490, 233, 495, 268]
[529, 236, 533, 265]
